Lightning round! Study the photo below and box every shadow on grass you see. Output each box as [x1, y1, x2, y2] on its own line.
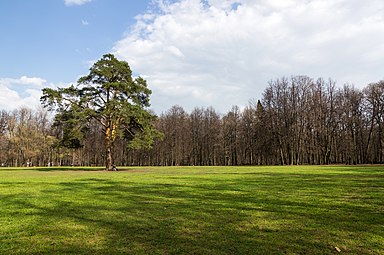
[0, 166, 107, 172]
[0, 170, 383, 254]
[9, 166, 156, 172]
[33, 167, 106, 172]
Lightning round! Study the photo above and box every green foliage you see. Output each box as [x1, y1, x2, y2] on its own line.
[0, 165, 383, 254]
[52, 109, 89, 149]
[41, 54, 162, 168]
[121, 107, 164, 149]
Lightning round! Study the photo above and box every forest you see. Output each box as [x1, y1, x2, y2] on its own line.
[1, 75, 384, 167]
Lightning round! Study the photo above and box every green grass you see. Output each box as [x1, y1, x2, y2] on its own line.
[0, 165, 383, 254]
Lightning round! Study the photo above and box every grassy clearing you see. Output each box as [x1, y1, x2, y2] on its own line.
[0, 165, 383, 254]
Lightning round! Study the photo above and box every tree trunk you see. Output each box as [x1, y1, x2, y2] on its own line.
[105, 126, 113, 170]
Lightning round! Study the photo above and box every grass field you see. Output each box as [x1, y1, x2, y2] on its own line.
[0, 165, 383, 254]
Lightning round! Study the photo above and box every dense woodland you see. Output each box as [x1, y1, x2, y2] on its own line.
[1, 75, 384, 167]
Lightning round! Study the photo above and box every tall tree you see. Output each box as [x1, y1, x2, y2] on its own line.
[41, 54, 161, 170]
[222, 106, 240, 165]
[363, 81, 384, 163]
[0, 110, 8, 166]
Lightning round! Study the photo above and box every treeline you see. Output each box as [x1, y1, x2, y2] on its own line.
[139, 76, 384, 166]
[1, 76, 384, 166]
[0, 108, 55, 166]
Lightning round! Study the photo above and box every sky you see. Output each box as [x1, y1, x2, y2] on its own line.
[1, 0, 384, 114]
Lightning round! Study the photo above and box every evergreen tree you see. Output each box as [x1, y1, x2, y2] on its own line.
[41, 54, 162, 170]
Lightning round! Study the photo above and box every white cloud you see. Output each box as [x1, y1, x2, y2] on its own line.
[19, 76, 46, 87]
[64, 0, 91, 6]
[0, 76, 60, 111]
[81, 19, 89, 25]
[0, 85, 23, 111]
[113, 0, 384, 113]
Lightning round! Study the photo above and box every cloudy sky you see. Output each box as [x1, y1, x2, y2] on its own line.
[1, 0, 384, 113]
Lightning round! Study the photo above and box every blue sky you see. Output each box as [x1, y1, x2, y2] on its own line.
[1, 0, 384, 113]
[0, 0, 149, 82]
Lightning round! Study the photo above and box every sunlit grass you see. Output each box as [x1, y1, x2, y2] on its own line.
[0, 165, 383, 254]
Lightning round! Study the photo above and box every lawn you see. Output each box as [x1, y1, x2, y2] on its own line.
[0, 165, 383, 254]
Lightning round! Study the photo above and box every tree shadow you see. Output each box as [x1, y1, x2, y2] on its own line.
[31, 167, 105, 172]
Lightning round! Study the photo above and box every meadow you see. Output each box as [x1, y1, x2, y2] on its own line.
[0, 165, 383, 254]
